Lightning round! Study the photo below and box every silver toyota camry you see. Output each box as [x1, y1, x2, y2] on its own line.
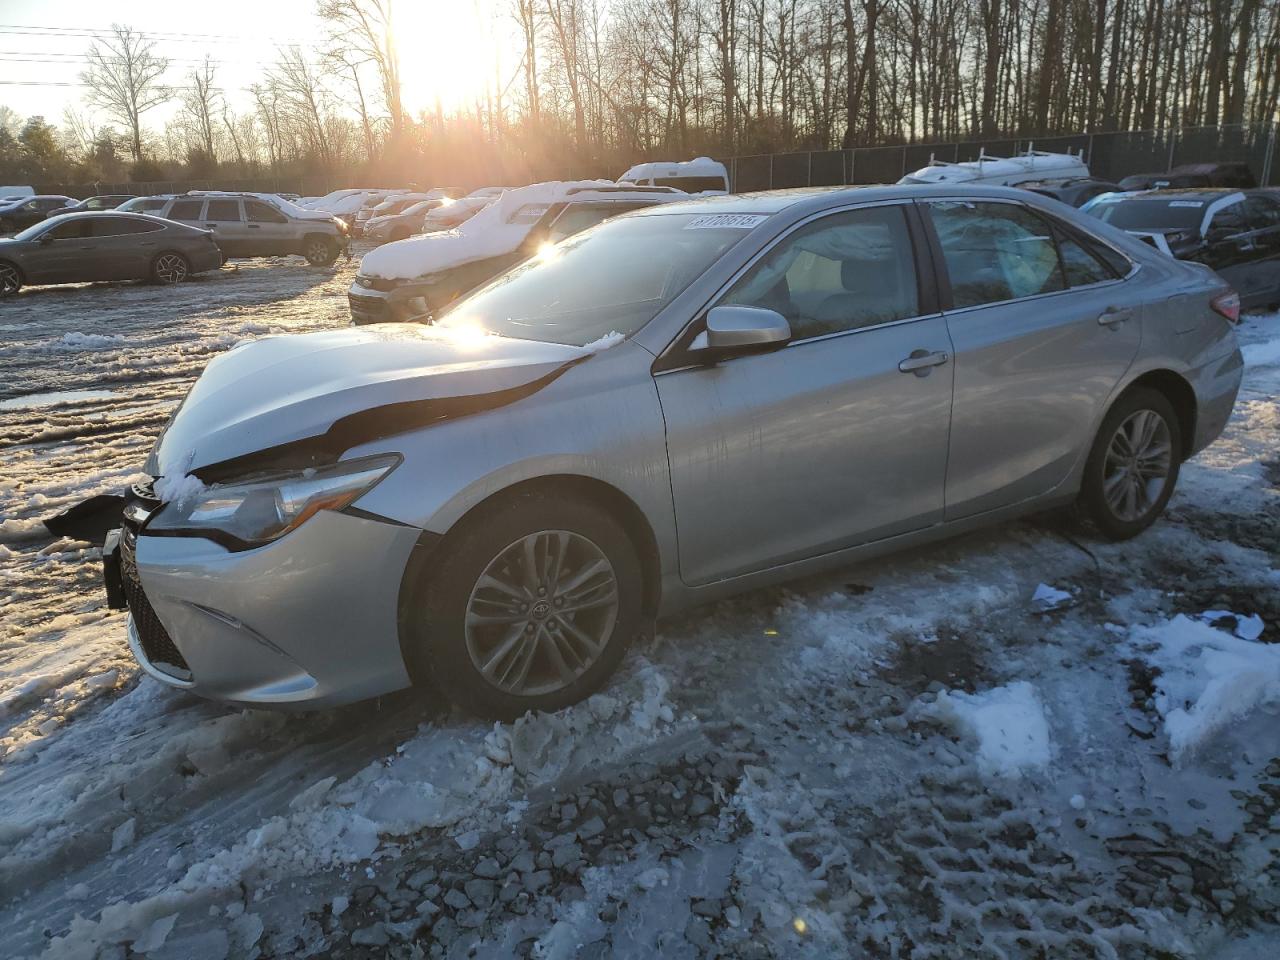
[104, 185, 1243, 718]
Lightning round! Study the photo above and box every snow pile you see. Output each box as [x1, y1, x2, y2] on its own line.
[1128, 614, 1280, 763]
[1241, 336, 1280, 368]
[1031, 582, 1073, 612]
[43, 333, 127, 351]
[929, 681, 1053, 776]
[0, 516, 47, 543]
[38, 662, 682, 958]
[1199, 609, 1265, 641]
[359, 180, 610, 280]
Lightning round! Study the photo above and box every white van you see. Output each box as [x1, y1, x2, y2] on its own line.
[618, 157, 730, 194]
[900, 149, 1089, 187]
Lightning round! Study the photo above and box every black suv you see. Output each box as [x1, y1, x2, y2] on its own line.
[1087, 188, 1280, 308]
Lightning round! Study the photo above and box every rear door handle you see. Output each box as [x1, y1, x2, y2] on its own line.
[1098, 307, 1133, 327]
[898, 350, 950, 374]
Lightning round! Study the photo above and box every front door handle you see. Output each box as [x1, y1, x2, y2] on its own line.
[247, 223, 261, 229]
[898, 350, 950, 375]
[1098, 307, 1133, 327]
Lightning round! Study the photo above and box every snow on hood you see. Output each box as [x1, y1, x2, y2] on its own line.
[146, 325, 591, 477]
[359, 180, 610, 281]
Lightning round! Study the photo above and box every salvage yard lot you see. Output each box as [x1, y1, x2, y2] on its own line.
[1, 255, 1279, 958]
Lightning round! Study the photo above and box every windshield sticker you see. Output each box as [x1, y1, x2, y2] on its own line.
[684, 214, 769, 230]
[1168, 200, 1205, 208]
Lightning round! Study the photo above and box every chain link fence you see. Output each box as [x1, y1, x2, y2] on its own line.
[723, 123, 1279, 192]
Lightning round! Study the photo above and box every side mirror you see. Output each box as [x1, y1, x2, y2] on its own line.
[689, 305, 792, 362]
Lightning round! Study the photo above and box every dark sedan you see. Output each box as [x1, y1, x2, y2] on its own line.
[1086, 188, 1280, 309]
[52, 195, 137, 217]
[0, 212, 223, 297]
[0, 195, 76, 232]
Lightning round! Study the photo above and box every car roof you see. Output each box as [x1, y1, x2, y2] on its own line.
[630, 182, 1077, 218]
[43, 210, 175, 224]
[1111, 188, 1241, 201]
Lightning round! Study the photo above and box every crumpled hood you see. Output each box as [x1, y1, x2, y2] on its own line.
[147, 325, 588, 478]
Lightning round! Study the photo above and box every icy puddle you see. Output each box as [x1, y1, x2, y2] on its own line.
[0, 389, 118, 411]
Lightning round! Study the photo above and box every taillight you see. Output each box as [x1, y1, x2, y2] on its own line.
[1210, 290, 1240, 324]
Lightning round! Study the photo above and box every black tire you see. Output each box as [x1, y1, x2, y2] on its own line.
[405, 492, 643, 719]
[302, 236, 338, 266]
[151, 251, 190, 285]
[0, 260, 21, 297]
[1078, 387, 1182, 540]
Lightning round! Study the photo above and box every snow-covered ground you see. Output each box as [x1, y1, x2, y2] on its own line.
[1, 258, 1277, 959]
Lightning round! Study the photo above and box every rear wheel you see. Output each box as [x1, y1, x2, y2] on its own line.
[151, 252, 189, 285]
[1078, 387, 1182, 540]
[0, 261, 21, 296]
[303, 236, 338, 266]
[406, 493, 643, 719]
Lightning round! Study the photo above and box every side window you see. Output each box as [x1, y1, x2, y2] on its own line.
[167, 199, 203, 221]
[245, 200, 288, 224]
[1208, 201, 1247, 236]
[1244, 196, 1280, 230]
[45, 219, 90, 239]
[205, 199, 242, 222]
[91, 218, 160, 236]
[1054, 228, 1116, 287]
[928, 201, 1064, 307]
[721, 205, 919, 340]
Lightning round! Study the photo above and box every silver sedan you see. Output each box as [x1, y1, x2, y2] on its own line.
[105, 185, 1243, 717]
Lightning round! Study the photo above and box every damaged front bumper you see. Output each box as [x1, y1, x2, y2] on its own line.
[104, 486, 423, 709]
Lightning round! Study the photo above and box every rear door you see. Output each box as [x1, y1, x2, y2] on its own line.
[90, 216, 165, 279]
[656, 202, 954, 585]
[1237, 195, 1280, 307]
[202, 198, 247, 256]
[924, 199, 1143, 519]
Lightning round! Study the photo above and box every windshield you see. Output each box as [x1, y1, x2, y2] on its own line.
[437, 212, 759, 346]
[1087, 197, 1205, 230]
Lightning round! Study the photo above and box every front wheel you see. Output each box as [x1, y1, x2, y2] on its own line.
[151, 252, 189, 285]
[1078, 387, 1182, 540]
[0, 261, 21, 297]
[407, 493, 643, 719]
[303, 237, 338, 266]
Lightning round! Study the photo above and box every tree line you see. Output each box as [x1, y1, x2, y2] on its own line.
[0, 0, 1277, 190]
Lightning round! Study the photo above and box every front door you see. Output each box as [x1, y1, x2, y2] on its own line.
[243, 199, 294, 255]
[24, 218, 101, 282]
[923, 199, 1143, 519]
[656, 203, 954, 585]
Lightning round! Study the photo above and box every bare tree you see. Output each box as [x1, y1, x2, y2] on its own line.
[316, 0, 404, 144]
[181, 56, 220, 160]
[79, 24, 170, 161]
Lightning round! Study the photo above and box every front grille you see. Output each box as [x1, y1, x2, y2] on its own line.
[121, 528, 191, 679]
[348, 292, 389, 325]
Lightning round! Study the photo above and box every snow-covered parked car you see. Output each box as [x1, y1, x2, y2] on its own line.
[901, 148, 1089, 187]
[106, 184, 1242, 717]
[619, 157, 730, 194]
[363, 197, 460, 244]
[352, 190, 447, 237]
[347, 181, 684, 324]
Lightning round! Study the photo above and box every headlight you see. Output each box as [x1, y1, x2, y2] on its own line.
[147, 455, 399, 548]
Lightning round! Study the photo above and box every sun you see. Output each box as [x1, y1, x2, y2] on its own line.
[391, 1, 509, 117]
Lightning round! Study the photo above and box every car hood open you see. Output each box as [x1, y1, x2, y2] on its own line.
[146, 325, 589, 481]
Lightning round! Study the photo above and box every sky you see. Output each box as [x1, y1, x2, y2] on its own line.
[0, 0, 522, 130]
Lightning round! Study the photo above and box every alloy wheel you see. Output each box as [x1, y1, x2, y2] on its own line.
[305, 241, 331, 264]
[464, 530, 620, 697]
[1102, 409, 1173, 522]
[154, 254, 188, 284]
[0, 263, 20, 295]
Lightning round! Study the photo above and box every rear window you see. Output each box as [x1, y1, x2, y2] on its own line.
[91, 217, 161, 236]
[1087, 197, 1206, 230]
